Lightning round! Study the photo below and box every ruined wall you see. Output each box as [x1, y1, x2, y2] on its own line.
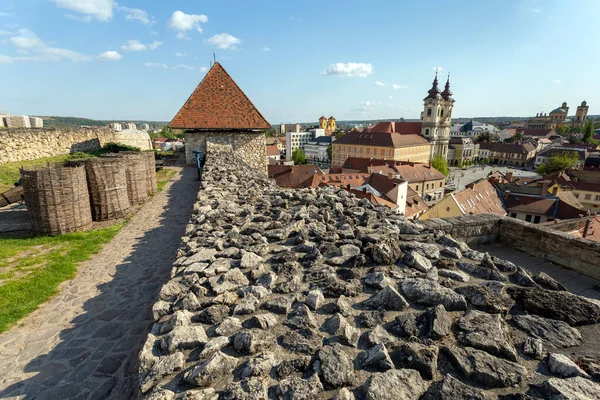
[138, 150, 600, 399]
[0, 128, 152, 164]
[185, 131, 267, 173]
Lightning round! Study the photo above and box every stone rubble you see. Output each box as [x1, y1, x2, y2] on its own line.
[139, 152, 600, 399]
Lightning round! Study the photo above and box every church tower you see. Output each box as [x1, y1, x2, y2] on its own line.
[326, 116, 336, 131]
[319, 115, 327, 129]
[421, 72, 454, 161]
[575, 101, 589, 126]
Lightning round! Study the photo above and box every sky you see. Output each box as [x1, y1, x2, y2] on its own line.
[1, 0, 599, 124]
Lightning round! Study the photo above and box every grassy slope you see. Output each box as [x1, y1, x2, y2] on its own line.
[0, 155, 74, 193]
[0, 224, 122, 333]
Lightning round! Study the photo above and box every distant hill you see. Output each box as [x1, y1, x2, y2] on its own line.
[37, 116, 169, 129]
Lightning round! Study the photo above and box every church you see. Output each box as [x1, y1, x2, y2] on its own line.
[420, 72, 455, 160]
[527, 101, 589, 130]
[318, 115, 337, 132]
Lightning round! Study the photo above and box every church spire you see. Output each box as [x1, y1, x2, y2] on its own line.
[425, 71, 441, 100]
[441, 72, 453, 101]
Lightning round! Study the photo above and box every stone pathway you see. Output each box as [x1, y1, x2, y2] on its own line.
[479, 243, 600, 299]
[0, 167, 199, 400]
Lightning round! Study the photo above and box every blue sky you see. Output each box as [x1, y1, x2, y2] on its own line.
[1, 0, 599, 124]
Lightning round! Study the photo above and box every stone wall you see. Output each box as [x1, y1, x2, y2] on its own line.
[185, 131, 267, 173]
[0, 127, 152, 164]
[138, 151, 600, 399]
[422, 214, 600, 280]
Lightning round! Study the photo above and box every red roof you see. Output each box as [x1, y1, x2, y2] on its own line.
[169, 62, 270, 130]
[266, 144, 280, 156]
[520, 128, 555, 137]
[335, 130, 429, 148]
[452, 179, 506, 216]
[371, 121, 423, 135]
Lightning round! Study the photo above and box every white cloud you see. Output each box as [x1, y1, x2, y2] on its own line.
[53, 0, 114, 22]
[98, 50, 122, 60]
[121, 40, 162, 51]
[392, 83, 408, 90]
[552, 79, 562, 84]
[0, 55, 15, 63]
[262, 46, 270, 52]
[0, 12, 13, 17]
[375, 81, 385, 86]
[118, 5, 151, 24]
[0, 30, 12, 35]
[7, 29, 89, 62]
[175, 64, 194, 70]
[432, 66, 443, 72]
[200, 66, 208, 72]
[175, 52, 187, 57]
[144, 62, 205, 71]
[388, 96, 394, 100]
[204, 33, 241, 50]
[323, 62, 373, 77]
[168, 10, 208, 39]
[65, 14, 93, 22]
[532, 8, 541, 12]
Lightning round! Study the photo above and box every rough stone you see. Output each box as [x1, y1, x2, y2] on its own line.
[391, 342, 439, 380]
[362, 369, 429, 400]
[403, 250, 433, 272]
[318, 343, 355, 388]
[454, 284, 513, 315]
[305, 289, 325, 311]
[536, 377, 600, 400]
[284, 303, 318, 330]
[233, 329, 276, 355]
[183, 352, 239, 387]
[160, 325, 208, 353]
[363, 285, 410, 311]
[421, 374, 490, 400]
[356, 343, 395, 371]
[547, 353, 590, 378]
[511, 314, 583, 349]
[456, 310, 518, 361]
[215, 317, 243, 336]
[401, 278, 467, 311]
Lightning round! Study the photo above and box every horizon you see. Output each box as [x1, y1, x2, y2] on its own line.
[1, 0, 599, 122]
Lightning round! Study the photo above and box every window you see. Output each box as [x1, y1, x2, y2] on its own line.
[415, 185, 419, 191]
[525, 214, 532, 222]
[596, 195, 600, 201]
[427, 108, 432, 117]
[426, 184, 429, 190]
[425, 128, 430, 136]
[585, 194, 592, 200]
[533, 215, 541, 224]
[440, 182, 443, 187]
[510, 213, 517, 218]
[441, 109, 444, 117]
[574, 193, 580, 198]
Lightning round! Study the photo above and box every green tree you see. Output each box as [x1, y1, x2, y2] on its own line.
[555, 125, 569, 136]
[326, 146, 332, 162]
[149, 126, 175, 139]
[431, 157, 449, 176]
[264, 128, 276, 138]
[536, 151, 580, 174]
[504, 131, 524, 143]
[476, 131, 491, 143]
[335, 131, 346, 140]
[583, 120, 595, 143]
[292, 148, 306, 165]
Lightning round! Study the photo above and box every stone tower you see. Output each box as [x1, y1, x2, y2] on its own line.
[319, 116, 327, 129]
[326, 116, 336, 132]
[575, 101, 589, 126]
[421, 72, 454, 161]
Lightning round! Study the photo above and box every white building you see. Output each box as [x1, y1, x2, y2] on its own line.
[29, 117, 43, 128]
[125, 123, 136, 130]
[280, 124, 301, 134]
[141, 123, 150, 130]
[286, 128, 325, 161]
[111, 123, 123, 131]
[450, 120, 498, 138]
[304, 136, 334, 168]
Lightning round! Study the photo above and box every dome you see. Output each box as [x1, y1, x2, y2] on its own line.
[550, 108, 567, 114]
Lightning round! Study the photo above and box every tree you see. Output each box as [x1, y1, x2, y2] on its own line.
[265, 128, 276, 138]
[335, 131, 346, 140]
[536, 151, 579, 174]
[555, 125, 569, 136]
[431, 157, 449, 176]
[583, 120, 595, 143]
[504, 131, 524, 143]
[476, 131, 491, 143]
[326, 146, 332, 162]
[292, 148, 306, 165]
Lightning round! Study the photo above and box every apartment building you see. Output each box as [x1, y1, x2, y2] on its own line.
[29, 117, 43, 128]
[286, 129, 325, 161]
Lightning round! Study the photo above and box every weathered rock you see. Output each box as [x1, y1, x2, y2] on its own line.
[318, 343, 355, 388]
[331, 295, 353, 317]
[371, 236, 402, 265]
[183, 351, 238, 387]
[232, 294, 260, 315]
[455, 284, 513, 315]
[511, 314, 583, 349]
[511, 267, 541, 289]
[363, 285, 410, 311]
[199, 336, 230, 359]
[198, 304, 230, 325]
[577, 356, 600, 381]
[222, 377, 269, 400]
[305, 289, 325, 311]
[239, 353, 277, 379]
[279, 329, 323, 355]
[333, 387, 355, 400]
[440, 247, 462, 260]
[533, 272, 567, 291]
[182, 248, 217, 266]
[437, 268, 470, 282]
[356, 343, 394, 371]
[456, 310, 518, 361]
[323, 313, 360, 347]
[152, 301, 171, 321]
[358, 310, 386, 328]
[240, 250, 264, 269]
[140, 352, 185, 393]
[160, 325, 208, 353]
[507, 286, 600, 326]
[535, 377, 600, 400]
[362, 369, 429, 400]
[419, 305, 452, 339]
[547, 353, 590, 378]
[274, 357, 311, 379]
[160, 310, 192, 334]
[146, 388, 177, 400]
[421, 374, 490, 400]
[208, 268, 249, 295]
[490, 256, 517, 273]
[284, 303, 318, 330]
[272, 374, 324, 400]
[261, 296, 293, 315]
[391, 342, 439, 380]
[443, 346, 527, 388]
[233, 329, 276, 355]
[248, 313, 279, 330]
[238, 285, 271, 300]
[364, 272, 394, 290]
[215, 317, 243, 336]
[457, 261, 506, 282]
[521, 337, 544, 360]
[401, 278, 467, 311]
[403, 250, 433, 272]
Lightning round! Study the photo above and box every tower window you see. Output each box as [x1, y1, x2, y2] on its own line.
[441, 109, 444, 117]
[427, 108, 432, 117]
[425, 128, 430, 136]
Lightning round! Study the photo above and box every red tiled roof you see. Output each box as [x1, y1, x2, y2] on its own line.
[266, 144, 280, 156]
[452, 179, 506, 216]
[370, 121, 423, 135]
[341, 157, 446, 183]
[334, 130, 429, 148]
[405, 186, 428, 218]
[169, 62, 271, 130]
[520, 129, 555, 137]
[268, 164, 324, 188]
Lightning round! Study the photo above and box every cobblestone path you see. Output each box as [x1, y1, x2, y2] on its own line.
[0, 167, 199, 400]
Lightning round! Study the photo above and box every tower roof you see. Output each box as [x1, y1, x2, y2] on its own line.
[169, 62, 270, 130]
[424, 71, 441, 100]
[441, 73, 453, 101]
[328, 116, 335, 120]
[319, 115, 327, 121]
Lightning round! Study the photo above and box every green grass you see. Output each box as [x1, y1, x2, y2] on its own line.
[0, 224, 122, 333]
[0, 154, 78, 193]
[156, 169, 177, 193]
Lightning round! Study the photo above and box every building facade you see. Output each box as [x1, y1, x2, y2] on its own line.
[286, 129, 325, 161]
[447, 137, 476, 166]
[332, 131, 431, 167]
[304, 136, 333, 168]
[527, 101, 589, 129]
[420, 72, 454, 160]
[318, 116, 336, 131]
[488, 142, 537, 166]
[29, 117, 43, 128]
